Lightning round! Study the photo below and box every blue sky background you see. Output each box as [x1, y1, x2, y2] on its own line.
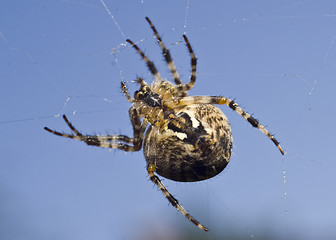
[1, 0, 336, 239]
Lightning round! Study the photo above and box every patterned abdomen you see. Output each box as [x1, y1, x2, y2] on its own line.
[143, 104, 233, 182]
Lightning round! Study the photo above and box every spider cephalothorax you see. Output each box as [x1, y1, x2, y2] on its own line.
[45, 17, 284, 232]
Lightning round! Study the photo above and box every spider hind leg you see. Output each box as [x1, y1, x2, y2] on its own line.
[147, 163, 208, 232]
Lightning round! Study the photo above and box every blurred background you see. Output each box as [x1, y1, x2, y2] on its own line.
[1, 0, 336, 239]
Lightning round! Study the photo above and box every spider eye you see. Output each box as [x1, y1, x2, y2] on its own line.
[134, 90, 144, 100]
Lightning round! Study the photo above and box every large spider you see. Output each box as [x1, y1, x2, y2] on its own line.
[44, 17, 284, 231]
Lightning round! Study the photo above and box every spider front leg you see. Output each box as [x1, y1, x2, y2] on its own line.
[179, 96, 285, 155]
[126, 38, 163, 86]
[172, 35, 197, 97]
[145, 17, 182, 86]
[145, 18, 197, 97]
[147, 163, 208, 232]
[44, 108, 147, 152]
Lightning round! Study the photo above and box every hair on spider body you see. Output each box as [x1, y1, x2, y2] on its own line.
[44, 17, 284, 232]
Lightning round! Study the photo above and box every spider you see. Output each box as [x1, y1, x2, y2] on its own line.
[44, 17, 284, 232]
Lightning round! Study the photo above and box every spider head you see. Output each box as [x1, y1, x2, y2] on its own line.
[134, 79, 162, 108]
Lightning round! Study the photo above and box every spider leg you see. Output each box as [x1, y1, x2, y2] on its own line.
[172, 35, 197, 97]
[126, 38, 163, 85]
[44, 109, 147, 152]
[147, 164, 208, 231]
[178, 96, 285, 155]
[145, 17, 182, 85]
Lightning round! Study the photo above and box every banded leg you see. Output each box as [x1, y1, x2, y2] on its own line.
[178, 96, 285, 155]
[126, 38, 163, 85]
[44, 109, 147, 151]
[145, 17, 182, 85]
[147, 164, 208, 231]
[173, 35, 197, 96]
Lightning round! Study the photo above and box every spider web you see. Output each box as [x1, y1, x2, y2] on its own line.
[1, 0, 336, 239]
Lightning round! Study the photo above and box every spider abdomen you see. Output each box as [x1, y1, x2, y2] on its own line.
[143, 104, 233, 182]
